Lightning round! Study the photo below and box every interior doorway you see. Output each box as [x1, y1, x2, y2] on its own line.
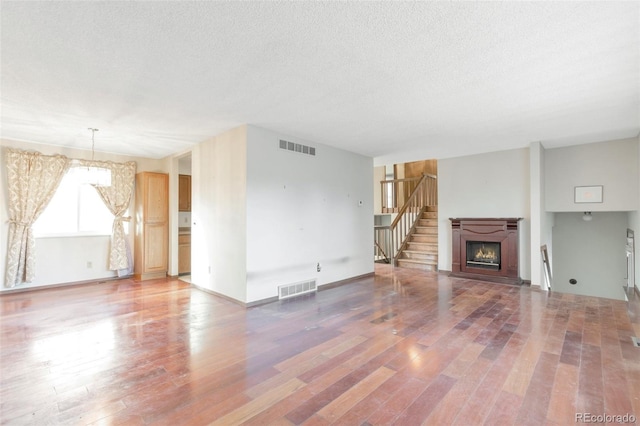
[177, 154, 192, 283]
[551, 212, 627, 300]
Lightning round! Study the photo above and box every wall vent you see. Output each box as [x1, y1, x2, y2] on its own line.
[279, 139, 316, 156]
[279, 279, 317, 300]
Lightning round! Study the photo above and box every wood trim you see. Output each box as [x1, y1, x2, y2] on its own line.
[190, 272, 376, 308]
[189, 283, 280, 308]
[246, 296, 280, 308]
[318, 272, 375, 291]
[189, 283, 247, 307]
[379, 174, 436, 185]
[134, 271, 167, 281]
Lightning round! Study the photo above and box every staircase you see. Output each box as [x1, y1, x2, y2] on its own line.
[375, 173, 438, 271]
[396, 206, 438, 271]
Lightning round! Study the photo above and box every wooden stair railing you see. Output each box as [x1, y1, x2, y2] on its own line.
[380, 176, 422, 213]
[387, 173, 437, 264]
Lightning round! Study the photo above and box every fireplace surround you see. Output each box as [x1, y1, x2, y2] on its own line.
[450, 218, 522, 285]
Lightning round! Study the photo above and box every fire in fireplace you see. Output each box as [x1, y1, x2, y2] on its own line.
[466, 241, 500, 269]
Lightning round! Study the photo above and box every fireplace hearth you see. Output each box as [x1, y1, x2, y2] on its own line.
[450, 218, 522, 285]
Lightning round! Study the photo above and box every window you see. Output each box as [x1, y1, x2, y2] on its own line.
[33, 167, 115, 237]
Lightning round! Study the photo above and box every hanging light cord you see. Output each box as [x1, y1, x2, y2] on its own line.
[88, 127, 99, 161]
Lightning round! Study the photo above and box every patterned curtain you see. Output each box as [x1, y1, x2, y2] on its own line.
[5, 149, 70, 287]
[81, 160, 136, 273]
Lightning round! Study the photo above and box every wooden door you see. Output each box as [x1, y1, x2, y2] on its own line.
[178, 234, 191, 274]
[144, 223, 168, 272]
[178, 175, 191, 212]
[146, 173, 168, 222]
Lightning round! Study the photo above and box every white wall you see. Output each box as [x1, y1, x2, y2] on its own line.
[190, 126, 247, 302]
[552, 212, 628, 300]
[529, 142, 555, 288]
[0, 139, 167, 292]
[438, 148, 531, 280]
[545, 137, 639, 212]
[1, 144, 7, 290]
[178, 156, 192, 175]
[628, 134, 640, 292]
[545, 137, 639, 296]
[246, 126, 373, 303]
[529, 142, 543, 287]
[373, 166, 385, 214]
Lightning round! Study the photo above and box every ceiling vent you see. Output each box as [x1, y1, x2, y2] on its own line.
[279, 139, 316, 156]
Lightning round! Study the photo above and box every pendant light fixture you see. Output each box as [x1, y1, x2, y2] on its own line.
[80, 128, 111, 187]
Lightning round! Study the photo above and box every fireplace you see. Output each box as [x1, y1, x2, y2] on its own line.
[450, 218, 522, 285]
[466, 241, 500, 269]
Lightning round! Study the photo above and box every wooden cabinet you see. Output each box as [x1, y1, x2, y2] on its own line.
[134, 172, 168, 280]
[178, 174, 191, 212]
[178, 233, 191, 274]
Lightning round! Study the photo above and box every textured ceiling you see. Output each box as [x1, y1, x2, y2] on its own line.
[1, 1, 638, 163]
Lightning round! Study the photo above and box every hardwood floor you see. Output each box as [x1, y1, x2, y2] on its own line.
[1, 264, 639, 425]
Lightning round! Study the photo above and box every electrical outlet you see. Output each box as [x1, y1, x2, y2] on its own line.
[317, 263, 321, 272]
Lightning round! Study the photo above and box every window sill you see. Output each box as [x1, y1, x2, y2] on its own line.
[35, 233, 112, 239]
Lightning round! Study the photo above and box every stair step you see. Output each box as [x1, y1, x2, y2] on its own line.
[406, 242, 438, 253]
[414, 226, 438, 235]
[401, 250, 438, 261]
[397, 257, 438, 265]
[397, 258, 438, 271]
[422, 212, 437, 219]
[417, 218, 438, 226]
[410, 234, 438, 243]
